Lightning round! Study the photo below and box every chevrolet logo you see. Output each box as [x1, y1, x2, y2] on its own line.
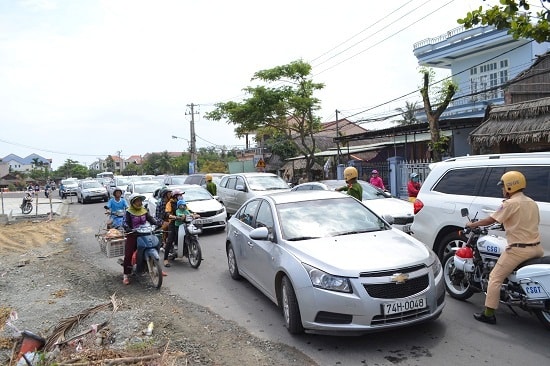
[391, 273, 409, 284]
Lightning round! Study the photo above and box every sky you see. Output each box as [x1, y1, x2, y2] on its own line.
[0, 0, 495, 170]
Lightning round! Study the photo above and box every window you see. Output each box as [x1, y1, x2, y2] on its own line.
[226, 177, 237, 190]
[469, 60, 508, 101]
[255, 201, 274, 233]
[480, 166, 550, 203]
[433, 168, 486, 196]
[518, 166, 550, 203]
[237, 200, 260, 227]
[219, 176, 228, 188]
[235, 176, 245, 190]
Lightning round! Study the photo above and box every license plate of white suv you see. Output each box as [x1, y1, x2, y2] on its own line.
[383, 296, 426, 315]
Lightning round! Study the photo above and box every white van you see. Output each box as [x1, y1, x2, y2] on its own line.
[410, 152, 550, 260]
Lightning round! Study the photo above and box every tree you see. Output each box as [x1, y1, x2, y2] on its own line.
[459, 1, 550, 42]
[395, 101, 420, 126]
[206, 60, 324, 179]
[104, 156, 115, 172]
[419, 68, 458, 162]
[55, 159, 88, 179]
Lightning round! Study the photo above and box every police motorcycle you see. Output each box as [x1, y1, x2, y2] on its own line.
[443, 208, 550, 329]
[171, 214, 203, 269]
[129, 223, 163, 289]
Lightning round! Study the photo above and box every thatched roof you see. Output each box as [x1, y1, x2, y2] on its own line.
[469, 97, 550, 147]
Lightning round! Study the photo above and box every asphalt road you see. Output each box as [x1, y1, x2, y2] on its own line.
[69, 202, 550, 366]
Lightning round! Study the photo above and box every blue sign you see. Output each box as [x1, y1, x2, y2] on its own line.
[189, 161, 195, 174]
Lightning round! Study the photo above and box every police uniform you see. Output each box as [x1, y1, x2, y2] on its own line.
[485, 192, 544, 309]
[338, 182, 363, 201]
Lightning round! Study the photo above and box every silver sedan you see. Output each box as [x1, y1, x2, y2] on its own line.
[225, 190, 445, 335]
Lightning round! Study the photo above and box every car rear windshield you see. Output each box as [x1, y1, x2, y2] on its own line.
[247, 176, 289, 191]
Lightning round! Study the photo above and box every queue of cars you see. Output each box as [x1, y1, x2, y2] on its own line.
[72, 154, 550, 335]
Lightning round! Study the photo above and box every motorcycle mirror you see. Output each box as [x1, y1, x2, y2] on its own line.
[460, 208, 469, 217]
[104, 205, 109, 210]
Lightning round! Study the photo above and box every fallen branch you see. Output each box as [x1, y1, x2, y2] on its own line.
[44, 293, 120, 351]
[103, 353, 161, 365]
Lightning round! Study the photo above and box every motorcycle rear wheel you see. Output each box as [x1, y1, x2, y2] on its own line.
[187, 237, 202, 269]
[443, 252, 475, 300]
[535, 310, 550, 330]
[21, 202, 32, 214]
[146, 255, 163, 289]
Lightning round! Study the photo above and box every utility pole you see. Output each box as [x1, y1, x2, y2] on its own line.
[186, 103, 199, 174]
[335, 109, 341, 165]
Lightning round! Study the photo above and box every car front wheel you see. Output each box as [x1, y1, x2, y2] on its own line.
[281, 276, 304, 334]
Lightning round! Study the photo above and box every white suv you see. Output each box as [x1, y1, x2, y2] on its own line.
[411, 152, 550, 260]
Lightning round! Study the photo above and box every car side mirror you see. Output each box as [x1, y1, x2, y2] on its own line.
[235, 184, 246, 192]
[382, 214, 394, 225]
[461, 208, 469, 217]
[249, 227, 269, 240]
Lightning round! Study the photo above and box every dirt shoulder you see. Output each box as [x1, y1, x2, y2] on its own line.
[0, 217, 317, 365]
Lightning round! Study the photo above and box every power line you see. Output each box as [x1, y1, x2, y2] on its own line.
[311, 0, 433, 66]
[313, 0, 456, 77]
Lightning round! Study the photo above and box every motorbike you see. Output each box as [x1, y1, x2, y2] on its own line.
[44, 186, 51, 198]
[130, 223, 163, 289]
[104, 206, 125, 229]
[20, 193, 33, 214]
[171, 215, 203, 268]
[443, 208, 550, 329]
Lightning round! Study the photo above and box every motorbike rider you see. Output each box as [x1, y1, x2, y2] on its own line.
[369, 169, 385, 190]
[336, 166, 363, 201]
[44, 182, 51, 198]
[122, 193, 160, 285]
[21, 191, 33, 208]
[407, 172, 421, 203]
[466, 171, 543, 324]
[105, 188, 128, 229]
[154, 187, 172, 250]
[175, 199, 200, 249]
[205, 174, 217, 196]
[164, 188, 184, 267]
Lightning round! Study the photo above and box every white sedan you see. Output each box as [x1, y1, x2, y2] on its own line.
[149, 184, 226, 231]
[123, 180, 163, 209]
[291, 180, 414, 232]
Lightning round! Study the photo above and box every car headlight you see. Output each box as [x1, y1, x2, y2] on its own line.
[429, 250, 442, 278]
[303, 264, 352, 293]
[216, 207, 225, 215]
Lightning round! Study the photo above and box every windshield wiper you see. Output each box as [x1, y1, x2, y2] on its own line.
[334, 229, 378, 236]
[287, 236, 321, 241]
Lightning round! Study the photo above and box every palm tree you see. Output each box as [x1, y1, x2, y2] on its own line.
[395, 101, 419, 126]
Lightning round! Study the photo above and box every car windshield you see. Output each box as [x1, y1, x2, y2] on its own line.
[82, 181, 102, 189]
[170, 177, 187, 185]
[247, 176, 289, 191]
[277, 197, 387, 240]
[62, 180, 78, 187]
[182, 188, 212, 201]
[116, 178, 131, 186]
[134, 183, 162, 193]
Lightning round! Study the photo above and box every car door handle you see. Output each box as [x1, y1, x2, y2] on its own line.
[247, 241, 254, 248]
